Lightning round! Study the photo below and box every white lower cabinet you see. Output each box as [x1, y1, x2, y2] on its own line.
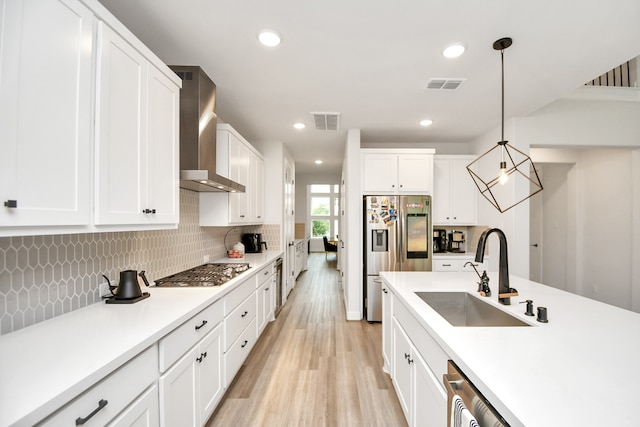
[107, 384, 159, 427]
[392, 319, 446, 427]
[433, 257, 488, 272]
[159, 323, 223, 427]
[256, 266, 277, 336]
[40, 345, 158, 426]
[381, 285, 393, 373]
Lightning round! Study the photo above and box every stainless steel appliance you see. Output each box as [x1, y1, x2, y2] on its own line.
[447, 230, 465, 253]
[242, 233, 267, 253]
[170, 65, 245, 193]
[443, 360, 508, 426]
[154, 263, 251, 287]
[274, 257, 283, 317]
[364, 195, 432, 321]
[434, 229, 447, 253]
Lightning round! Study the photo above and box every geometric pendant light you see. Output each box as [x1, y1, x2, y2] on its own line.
[467, 37, 543, 213]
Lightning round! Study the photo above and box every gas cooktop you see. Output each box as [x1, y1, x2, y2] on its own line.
[155, 263, 251, 287]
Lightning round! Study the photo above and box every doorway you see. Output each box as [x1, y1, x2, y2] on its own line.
[529, 163, 577, 292]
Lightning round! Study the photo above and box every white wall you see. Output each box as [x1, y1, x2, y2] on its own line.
[469, 119, 531, 278]
[343, 129, 362, 320]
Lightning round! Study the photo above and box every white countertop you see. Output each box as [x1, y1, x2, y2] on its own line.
[0, 251, 282, 427]
[380, 271, 640, 427]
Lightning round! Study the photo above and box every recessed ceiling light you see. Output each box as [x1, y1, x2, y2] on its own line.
[315, 160, 323, 165]
[443, 43, 465, 58]
[420, 119, 433, 127]
[258, 30, 282, 47]
[293, 122, 305, 129]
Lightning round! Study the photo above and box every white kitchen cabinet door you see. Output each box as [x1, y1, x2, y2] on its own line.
[0, 0, 93, 229]
[250, 153, 265, 223]
[433, 156, 477, 225]
[107, 384, 159, 427]
[392, 318, 412, 422]
[256, 281, 268, 335]
[397, 154, 433, 194]
[198, 324, 224, 424]
[146, 65, 180, 224]
[362, 151, 433, 195]
[432, 159, 452, 225]
[94, 22, 148, 225]
[450, 158, 477, 225]
[413, 351, 447, 427]
[228, 141, 250, 223]
[382, 285, 393, 374]
[362, 154, 398, 193]
[159, 346, 199, 427]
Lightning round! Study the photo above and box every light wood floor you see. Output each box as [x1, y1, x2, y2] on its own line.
[206, 253, 407, 427]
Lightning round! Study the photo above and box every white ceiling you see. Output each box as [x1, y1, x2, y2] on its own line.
[97, 0, 640, 175]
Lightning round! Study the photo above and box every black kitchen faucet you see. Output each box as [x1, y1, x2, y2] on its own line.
[475, 228, 518, 305]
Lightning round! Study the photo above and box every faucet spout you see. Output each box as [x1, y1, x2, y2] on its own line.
[475, 228, 517, 305]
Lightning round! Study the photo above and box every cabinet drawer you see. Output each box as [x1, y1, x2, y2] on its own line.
[224, 278, 254, 315]
[433, 259, 462, 272]
[40, 345, 158, 426]
[225, 292, 256, 352]
[106, 384, 159, 427]
[256, 263, 273, 288]
[159, 300, 223, 372]
[224, 318, 257, 387]
[394, 299, 448, 381]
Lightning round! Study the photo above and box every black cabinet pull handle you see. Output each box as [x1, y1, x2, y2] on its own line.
[382, 288, 388, 294]
[75, 399, 108, 425]
[407, 358, 413, 365]
[196, 352, 208, 363]
[241, 340, 248, 348]
[265, 287, 269, 291]
[195, 320, 208, 330]
[4, 200, 17, 208]
[404, 353, 409, 359]
[241, 311, 248, 317]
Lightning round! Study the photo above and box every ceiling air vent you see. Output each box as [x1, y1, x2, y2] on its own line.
[311, 112, 340, 131]
[425, 78, 466, 90]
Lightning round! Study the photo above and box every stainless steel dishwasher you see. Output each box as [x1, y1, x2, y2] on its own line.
[274, 257, 283, 317]
[443, 360, 509, 427]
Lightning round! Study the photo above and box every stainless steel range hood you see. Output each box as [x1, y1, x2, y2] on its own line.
[170, 66, 245, 193]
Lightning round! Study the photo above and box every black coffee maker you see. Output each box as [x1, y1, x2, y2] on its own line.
[242, 233, 267, 253]
[433, 229, 447, 253]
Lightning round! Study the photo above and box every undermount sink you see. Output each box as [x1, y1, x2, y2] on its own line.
[415, 292, 531, 327]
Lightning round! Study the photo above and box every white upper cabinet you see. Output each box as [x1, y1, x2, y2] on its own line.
[433, 156, 477, 225]
[0, 0, 180, 236]
[0, 0, 93, 229]
[250, 155, 265, 222]
[146, 66, 180, 224]
[361, 150, 434, 195]
[200, 124, 264, 226]
[94, 22, 148, 225]
[94, 22, 179, 226]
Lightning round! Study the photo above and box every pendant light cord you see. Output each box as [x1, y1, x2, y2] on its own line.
[501, 47, 505, 145]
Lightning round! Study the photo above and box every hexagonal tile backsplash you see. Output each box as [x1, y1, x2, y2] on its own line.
[0, 190, 280, 335]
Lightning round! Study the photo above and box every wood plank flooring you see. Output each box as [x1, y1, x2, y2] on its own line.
[206, 253, 407, 427]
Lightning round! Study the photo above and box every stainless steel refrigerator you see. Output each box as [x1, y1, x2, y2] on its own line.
[364, 195, 432, 321]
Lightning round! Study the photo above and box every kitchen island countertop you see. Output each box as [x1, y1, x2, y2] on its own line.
[380, 271, 640, 427]
[0, 250, 282, 427]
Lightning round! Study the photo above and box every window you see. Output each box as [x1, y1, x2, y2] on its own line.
[309, 184, 340, 239]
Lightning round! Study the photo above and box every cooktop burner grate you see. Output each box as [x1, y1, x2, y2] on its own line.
[155, 263, 251, 287]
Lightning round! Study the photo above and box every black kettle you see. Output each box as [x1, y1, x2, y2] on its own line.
[103, 270, 149, 300]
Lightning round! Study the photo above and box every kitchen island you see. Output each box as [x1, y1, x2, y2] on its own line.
[0, 251, 282, 427]
[380, 271, 640, 426]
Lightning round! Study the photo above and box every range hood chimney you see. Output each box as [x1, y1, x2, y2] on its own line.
[170, 66, 245, 193]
